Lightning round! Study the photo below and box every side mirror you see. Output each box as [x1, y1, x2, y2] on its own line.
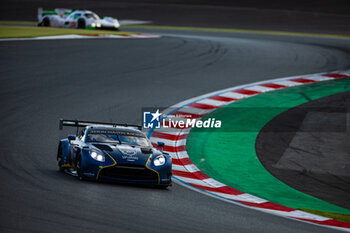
[157, 142, 165, 151]
[68, 135, 76, 141]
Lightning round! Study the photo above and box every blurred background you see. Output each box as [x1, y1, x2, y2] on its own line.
[1, 0, 350, 34]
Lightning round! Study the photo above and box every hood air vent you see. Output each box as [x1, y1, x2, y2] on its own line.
[141, 147, 153, 154]
[93, 144, 113, 152]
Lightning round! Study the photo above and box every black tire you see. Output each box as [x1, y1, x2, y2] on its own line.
[156, 185, 169, 189]
[77, 19, 86, 29]
[156, 178, 172, 189]
[57, 143, 64, 172]
[76, 154, 84, 181]
[42, 17, 50, 27]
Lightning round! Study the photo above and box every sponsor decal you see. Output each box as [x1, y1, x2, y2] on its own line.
[83, 172, 95, 176]
[89, 130, 143, 137]
[118, 145, 138, 161]
[121, 154, 139, 161]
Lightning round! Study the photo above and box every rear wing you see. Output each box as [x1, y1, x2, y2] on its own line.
[59, 119, 142, 131]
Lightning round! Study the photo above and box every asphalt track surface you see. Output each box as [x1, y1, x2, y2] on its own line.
[256, 91, 350, 210]
[1, 29, 350, 233]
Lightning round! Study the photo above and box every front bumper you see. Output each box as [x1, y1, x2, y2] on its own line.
[85, 163, 172, 185]
[81, 149, 172, 185]
[99, 25, 119, 30]
[85, 24, 119, 30]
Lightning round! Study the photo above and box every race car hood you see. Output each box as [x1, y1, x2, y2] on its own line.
[99, 17, 120, 28]
[91, 143, 158, 165]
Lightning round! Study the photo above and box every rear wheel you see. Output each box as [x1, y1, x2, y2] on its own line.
[77, 19, 86, 29]
[42, 17, 50, 27]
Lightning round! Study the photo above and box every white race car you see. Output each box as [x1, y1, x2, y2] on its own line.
[37, 8, 120, 30]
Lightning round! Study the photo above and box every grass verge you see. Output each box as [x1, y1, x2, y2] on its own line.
[0, 25, 137, 38]
[187, 78, 350, 215]
[298, 208, 350, 223]
[0, 20, 37, 25]
[2, 20, 349, 40]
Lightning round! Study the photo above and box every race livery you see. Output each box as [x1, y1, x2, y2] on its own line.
[57, 119, 172, 187]
[38, 8, 120, 30]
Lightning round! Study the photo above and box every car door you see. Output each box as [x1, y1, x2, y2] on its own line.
[64, 13, 81, 28]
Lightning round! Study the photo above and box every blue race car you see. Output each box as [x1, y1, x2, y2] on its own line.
[57, 119, 172, 187]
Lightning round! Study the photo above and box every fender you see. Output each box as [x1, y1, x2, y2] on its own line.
[80, 149, 90, 172]
[59, 139, 71, 165]
[147, 153, 172, 184]
[158, 154, 172, 183]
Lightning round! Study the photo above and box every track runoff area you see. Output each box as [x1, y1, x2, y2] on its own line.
[146, 71, 350, 231]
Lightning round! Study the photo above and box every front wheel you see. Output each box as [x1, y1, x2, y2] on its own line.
[156, 180, 172, 189]
[76, 154, 84, 180]
[42, 17, 50, 27]
[77, 19, 86, 29]
[57, 144, 64, 172]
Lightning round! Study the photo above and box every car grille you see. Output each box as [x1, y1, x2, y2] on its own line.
[99, 164, 158, 180]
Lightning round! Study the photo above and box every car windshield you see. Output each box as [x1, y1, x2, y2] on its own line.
[85, 13, 99, 20]
[86, 130, 151, 147]
[119, 135, 151, 147]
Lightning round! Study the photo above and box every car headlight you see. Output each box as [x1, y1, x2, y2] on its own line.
[96, 23, 101, 27]
[153, 155, 166, 166]
[90, 151, 105, 162]
[91, 23, 96, 27]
